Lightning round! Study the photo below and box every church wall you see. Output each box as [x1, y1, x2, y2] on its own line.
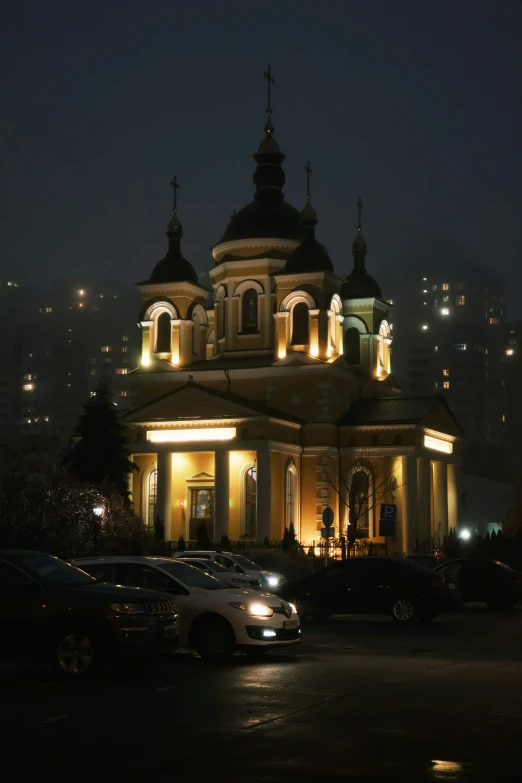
[229, 449, 257, 540]
[301, 455, 320, 542]
[270, 450, 287, 540]
[132, 454, 156, 519]
[170, 452, 215, 540]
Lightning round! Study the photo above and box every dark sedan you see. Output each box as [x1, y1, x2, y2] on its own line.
[0, 550, 179, 676]
[277, 557, 460, 623]
[434, 558, 522, 609]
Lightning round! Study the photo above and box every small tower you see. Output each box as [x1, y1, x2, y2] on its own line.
[137, 177, 208, 368]
[340, 198, 392, 379]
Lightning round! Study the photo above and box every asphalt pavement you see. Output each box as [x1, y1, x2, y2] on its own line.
[2, 606, 522, 782]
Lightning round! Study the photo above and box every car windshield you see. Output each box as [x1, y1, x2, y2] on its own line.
[10, 552, 96, 586]
[232, 555, 263, 571]
[158, 561, 228, 590]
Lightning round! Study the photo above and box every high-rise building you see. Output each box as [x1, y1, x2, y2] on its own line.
[3, 278, 140, 448]
[503, 320, 522, 476]
[390, 265, 506, 477]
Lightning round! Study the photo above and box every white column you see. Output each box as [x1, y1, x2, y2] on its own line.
[256, 449, 272, 543]
[156, 451, 172, 541]
[447, 463, 459, 531]
[401, 456, 417, 555]
[214, 450, 230, 543]
[433, 461, 449, 539]
[417, 457, 431, 552]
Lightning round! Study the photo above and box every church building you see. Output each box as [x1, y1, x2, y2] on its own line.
[124, 72, 462, 555]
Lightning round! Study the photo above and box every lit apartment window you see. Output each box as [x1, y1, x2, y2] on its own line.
[91, 369, 97, 376]
[46, 307, 52, 313]
[25, 418, 32, 424]
[121, 346, 128, 353]
[443, 381, 450, 389]
[116, 368, 128, 375]
[78, 302, 84, 308]
[435, 382, 439, 389]
[457, 295, 465, 306]
[434, 345, 439, 352]
[90, 391, 96, 397]
[455, 343, 467, 351]
[502, 414, 506, 423]
[441, 308, 450, 316]
[443, 296, 449, 303]
[44, 416, 49, 422]
[23, 374, 32, 381]
[423, 277, 427, 281]
[442, 369, 449, 377]
[489, 317, 500, 326]
[34, 417, 39, 423]
[442, 283, 449, 291]
[101, 346, 112, 353]
[120, 391, 128, 397]
[506, 348, 514, 356]
[22, 383, 34, 391]
[77, 289, 85, 296]
[122, 336, 129, 342]
[432, 285, 437, 292]
[421, 324, 429, 331]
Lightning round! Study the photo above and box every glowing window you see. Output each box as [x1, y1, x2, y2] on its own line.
[22, 383, 34, 391]
[443, 381, 450, 389]
[122, 336, 129, 342]
[421, 324, 429, 331]
[442, 283, 449, 291]
[506, 349, 514, 356]
[457, 295, 465, 306]
[441, 308, 450, 316]
[116, 368, 128, 375]
[101, 346, 111, 353]
[442, 369, 449, 376]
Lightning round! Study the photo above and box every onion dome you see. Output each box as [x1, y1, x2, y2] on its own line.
[340, 197, 382, 299]
[284, 161, 334, 274]
[143, 176, 199, 286]
[213, 66, 301, 252]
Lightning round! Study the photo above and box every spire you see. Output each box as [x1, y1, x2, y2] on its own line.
[263, 64, 275, 137]
[253, 65, 285, 201]
[167, 175, 183, 254]
[352, 195, 368, 273]
[300, 160, 317, 224]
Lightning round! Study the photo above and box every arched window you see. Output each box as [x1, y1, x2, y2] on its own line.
[291, 303, 309, 345]
[155, 312, 171, 353]
[285, 461, 298, 538]
[216, 288, 226, 340]
[345, 327, 361, 365]
[242, 466, 257, 538]
[146, 469, 157, 526]
[349, 470, 371, 538]
[241, 288, 258, 334]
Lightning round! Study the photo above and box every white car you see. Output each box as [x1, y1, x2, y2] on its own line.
[177, 557, 262, 589]
[174, 551, 286, 590]
[73, 556, 300, 661]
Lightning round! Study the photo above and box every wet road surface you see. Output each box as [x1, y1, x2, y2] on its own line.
[1, 606, 522, 781]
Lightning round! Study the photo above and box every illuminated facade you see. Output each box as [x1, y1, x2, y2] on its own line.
[125, 81, 462, 553]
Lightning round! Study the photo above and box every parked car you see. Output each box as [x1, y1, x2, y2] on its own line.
[405, 554, 445, 570]
[177, 557, 261, 589]
[0, 550, 179, 677]
[434, 558, 522, 609]
[73, 556, 300, 660]
[174, 550, 286, 589]
[277, 557, 461, 623]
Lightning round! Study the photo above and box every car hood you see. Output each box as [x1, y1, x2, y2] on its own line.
[192, 586, 284, 606]
[66, 581, 172, 604]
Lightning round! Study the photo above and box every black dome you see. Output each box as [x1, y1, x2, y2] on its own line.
[341, 270, 382, 299]
[149, 252, 199, 285]
[216, 198, 302, 246]
[284, 241, 333, 274]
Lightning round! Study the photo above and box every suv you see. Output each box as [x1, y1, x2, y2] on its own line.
[174, 551, 286, 589]
[74, 556, 300, 661]
[0, 550, 179, 676]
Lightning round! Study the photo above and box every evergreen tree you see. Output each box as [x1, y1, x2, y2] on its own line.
[154, 515, 164, 541]
[219, 533, 231, 550]
[63, 382, 137, 500]
[177, 535, 185, 552]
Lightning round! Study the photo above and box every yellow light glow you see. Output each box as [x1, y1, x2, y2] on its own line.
[172, 353, 180, 365]
[141, 353, 150, 366]
[147, 427, 236, 443]
[310, 346, 319, 357]
[278, 349, 286, 359]
[424, 435, 453, 454]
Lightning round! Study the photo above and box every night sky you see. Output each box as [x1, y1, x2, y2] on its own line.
[2, 1, 521, 312]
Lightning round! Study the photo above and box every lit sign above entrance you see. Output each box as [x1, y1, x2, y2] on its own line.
[424, 434, 453, 454]
[147, 427, 236, 443]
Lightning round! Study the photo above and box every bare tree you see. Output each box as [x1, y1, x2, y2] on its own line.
[318, 449, 401, 555]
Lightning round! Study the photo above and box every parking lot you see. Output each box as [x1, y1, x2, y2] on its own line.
[2, 607, 522, 782]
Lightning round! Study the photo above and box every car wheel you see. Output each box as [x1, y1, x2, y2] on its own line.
[391, 598, 416, 623]
[55, 630, 97, 676]
[192, 616, 235, 662]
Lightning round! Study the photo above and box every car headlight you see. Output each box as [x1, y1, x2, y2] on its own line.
[289, 603, 297, 615]
[109, 603, 145, 615]
[265, 576, 280, 587]
[230, 601, 274, 617]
